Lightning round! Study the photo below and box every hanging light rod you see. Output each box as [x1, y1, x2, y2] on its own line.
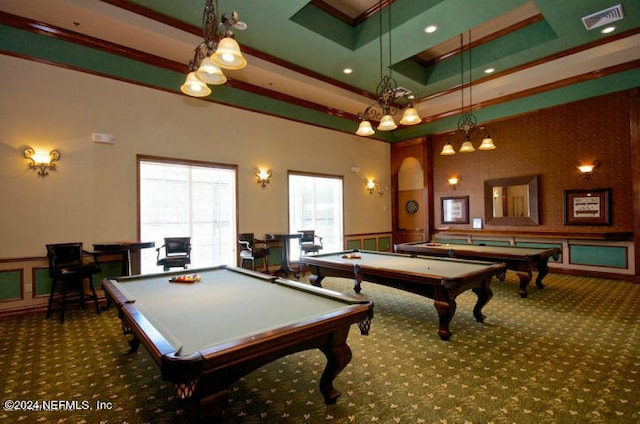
[355, 0, 421, 136]
[180, 0, 248, 97]
[440, 31, 496, 154]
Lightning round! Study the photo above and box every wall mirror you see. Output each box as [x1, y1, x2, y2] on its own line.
[484, 175, 540, 225]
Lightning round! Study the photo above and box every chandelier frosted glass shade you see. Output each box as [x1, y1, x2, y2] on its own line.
[478, 135, 496, 150]
[459, 139, 475, 152]
[460, 140, 476, 153]
[377, 115, 398, 131]
[356, 120, 375, 136]
[180, 72, 212, 97]
[440, 143, 456, 155]
[195, 57, 227, 85]
[399, 107, 420, 125]
[212, 38, 247, 70]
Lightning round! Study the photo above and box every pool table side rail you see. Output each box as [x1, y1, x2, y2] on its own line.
[184, 301, 372, 373]
[274, 276, 372, 305]
[395, 242, 561, 262]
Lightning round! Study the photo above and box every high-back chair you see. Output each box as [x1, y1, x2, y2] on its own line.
[299, 230, 323, 255]
[45, 242, 101, 323]
[238, 233, 270, 272]
[156, 237, 191, 271]
[298, 230, 323, 275]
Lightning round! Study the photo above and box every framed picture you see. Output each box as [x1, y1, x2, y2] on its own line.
[472, 217, 483, 229]
[441, 196, 469, 224]
[564, 188, 611, 225]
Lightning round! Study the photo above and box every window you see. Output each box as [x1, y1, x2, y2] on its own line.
[138, 157, 237, 273]
[288, 172, 343, 259]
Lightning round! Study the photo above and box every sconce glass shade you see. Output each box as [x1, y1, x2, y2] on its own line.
[399, 107, 421, 125]
[440, 143, 456, 155]
[24, 147, 60, 177]
[256, 168, 272, 188]
[211, 37, 247, 70]
[577, 164, 595, 173]
[366, 179, 377, 194]
[195, 57, 227, 85]
[377, 115, 398, 131]
[448, 177, 459, 186]
[180, 72, 212, 97]
[478, 135, 496, 150]
[356, 120, 375, 136]
[459, 139, 475, 153]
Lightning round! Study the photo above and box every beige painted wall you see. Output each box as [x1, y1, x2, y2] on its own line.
[0, 56, 391, 258]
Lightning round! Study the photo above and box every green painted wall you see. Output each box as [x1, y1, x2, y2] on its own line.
[0, 270, 22, 301]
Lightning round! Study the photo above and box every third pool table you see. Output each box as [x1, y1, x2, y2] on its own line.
[395, 242, 561, 298]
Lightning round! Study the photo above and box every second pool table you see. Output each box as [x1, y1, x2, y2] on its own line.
[102, 266, 373, 421]
[300, 250, 505, 341]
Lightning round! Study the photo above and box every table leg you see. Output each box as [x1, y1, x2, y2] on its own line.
[432, 288, 457, 341]
[309, 272, 324, 287]
[535, 260, 551, 289]
[318, 327, 352, 404]
[471, 283, 493, 323]
[515, 271, 532, 298]
[281, 241, 299, 278]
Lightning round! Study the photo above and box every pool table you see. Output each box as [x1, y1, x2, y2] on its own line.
[102, 266, 373, 421]
[300, 250, 505, 341]
[395, 242, 561, 298]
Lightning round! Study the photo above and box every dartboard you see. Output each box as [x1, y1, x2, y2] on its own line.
[405, 200, 419, 214]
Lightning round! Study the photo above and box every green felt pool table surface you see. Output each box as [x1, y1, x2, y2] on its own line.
[301, 250, 503, 281]
[110, 267, 358, 356]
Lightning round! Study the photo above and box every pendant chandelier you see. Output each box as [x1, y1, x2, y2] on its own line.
[355, 0, 421, 136]
[440, 31, 496, 154]
[180, 0, 247, 97]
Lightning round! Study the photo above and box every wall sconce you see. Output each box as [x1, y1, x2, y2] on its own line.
[577, 160, 600, 181]
[366, 178, 384, 195]
[448, 176, 460, 190]
[24, 147, 60, 177]
[256, 168, 272, 188]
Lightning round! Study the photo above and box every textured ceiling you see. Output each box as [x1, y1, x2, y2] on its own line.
[1, 0, 639, 142]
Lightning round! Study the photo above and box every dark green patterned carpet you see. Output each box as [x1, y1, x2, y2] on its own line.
[1, 272, 638, 423]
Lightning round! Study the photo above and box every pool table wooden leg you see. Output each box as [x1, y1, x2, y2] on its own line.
[318, 327, 352, 404]
[309, 269, 324, 287]
[433, 290, 456, 341]
[471, 283, 493, 323]
[534, 260, 550, 289]
[515, 271, 532, 298]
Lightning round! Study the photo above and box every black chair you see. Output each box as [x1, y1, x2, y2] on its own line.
[45, 243, 101, 323]
[299, 230, 323, 255]
[156, 237, 191, 271]
[239, 233, 270, 272]
[298, 230, 323, 275]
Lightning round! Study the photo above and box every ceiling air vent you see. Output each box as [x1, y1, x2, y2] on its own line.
[581, 4, 624, 30]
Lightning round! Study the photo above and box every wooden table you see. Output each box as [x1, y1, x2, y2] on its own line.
[103, 266, 373, 421]
[300, 250, 505, 341]
[395, 242, 561, 298]
[265, 233, 302, 278]
[93, 240, 155, 276]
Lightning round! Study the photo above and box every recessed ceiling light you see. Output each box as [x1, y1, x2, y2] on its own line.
[343, 68, 353, 74]
[424, 25, 437, 34]
[601, 26, 616, 34]
[484, 68, 495, 74]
